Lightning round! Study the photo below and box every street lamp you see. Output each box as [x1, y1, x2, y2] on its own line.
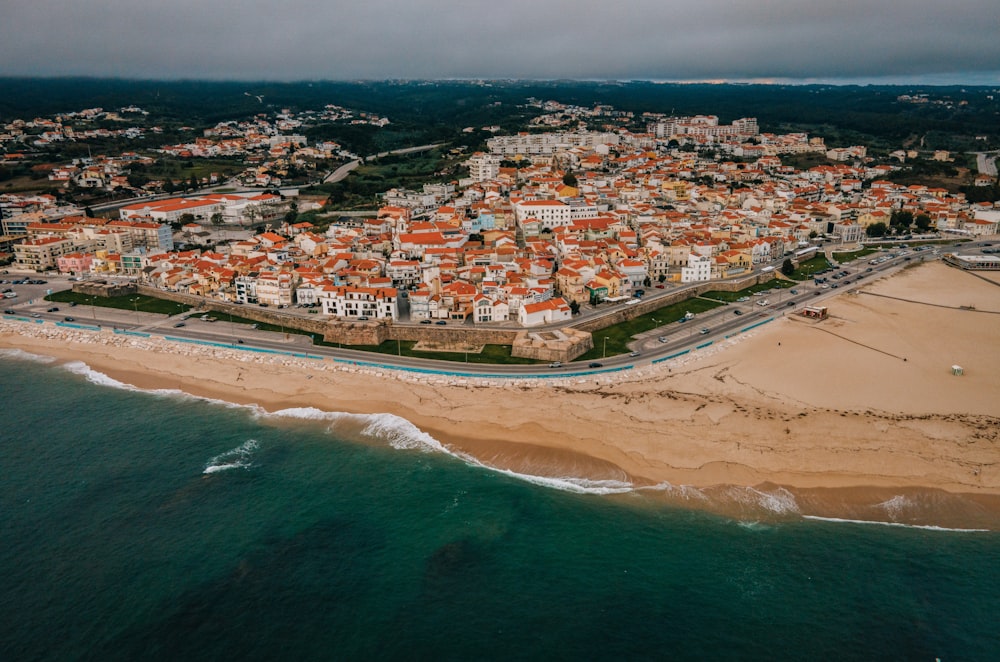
[130, 297, 140, 326]
[603, 336, 608, 359]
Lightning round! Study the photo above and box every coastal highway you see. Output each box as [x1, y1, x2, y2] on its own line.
[0, 242, 977, 376]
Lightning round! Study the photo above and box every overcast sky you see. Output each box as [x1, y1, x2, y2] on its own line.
[3, 1, 999, 83]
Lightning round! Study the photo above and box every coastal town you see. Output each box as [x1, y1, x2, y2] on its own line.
[2, 97, 999, 336]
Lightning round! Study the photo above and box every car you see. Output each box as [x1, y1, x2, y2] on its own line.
[31, 313, 41, 318]
[548, 361, 562, 368]
[357, 316, 370, 321]
[866, 267, 873, 272]
[3, 309, 14, 314]
[830, 284, 839, 289]
[69, 301, 77, 307]
[699, 328, 710, 335]
[64, 316, 75, 321]
[435, 320, 447, 325]
[733, 310, 743, 315]
[657, 336, 668, 343]
[419, 319, 432, 324]
[47, 307, 59, 312]
[588, 362, 604, 368]
[250, 323, 259, 329]
[737, 296, 750, 302]
[236, 339, 244, 344]
[173, 322, 186, 328]
[629, 351, 640, 357]
[789, 289, 798, 295]
[814, 291, 821, 296]
[786, 301, 795, 307]
[655, 285, 665, 289]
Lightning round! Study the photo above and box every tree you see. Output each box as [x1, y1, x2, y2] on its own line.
[781, 258, 795, 277]
[808, 230, 818, 239]
[657, 274, 667, 283]
[890, 210, 913, 230]
[210, 212, 224, 227]
[569, 301, 581, 315]
[866, 222, 888, 238]
[914, 214, 932, 232]
[179, 213, 195, 226]
[562, 171, 578, 187]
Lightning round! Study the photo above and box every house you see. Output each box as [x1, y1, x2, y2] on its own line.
[517, 297, 572, 327]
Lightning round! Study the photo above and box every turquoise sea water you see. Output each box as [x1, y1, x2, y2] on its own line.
[2, 351, 999, 661]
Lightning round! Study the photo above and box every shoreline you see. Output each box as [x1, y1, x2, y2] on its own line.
[2, 260, 999, 529]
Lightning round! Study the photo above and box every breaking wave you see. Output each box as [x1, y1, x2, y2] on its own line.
[204, 439, 260, 474]
[802, 516, 990, 533]
[0, 348, 57, 364]
[726, 486, 801, 515]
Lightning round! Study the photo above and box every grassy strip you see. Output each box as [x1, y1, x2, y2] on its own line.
[832, 248, 880, 263]
[45, 290, 193, 316]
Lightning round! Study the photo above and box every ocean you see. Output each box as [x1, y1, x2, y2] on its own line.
[2, 350, 998, 661]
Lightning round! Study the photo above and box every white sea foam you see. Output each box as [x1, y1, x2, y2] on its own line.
[269, 406, 344, 422]
[485, 468, 634, 495]
[876, 495, 914, 520]
[59, 360, 247, 411]
[727, 486, 801, 515]
[204, 439, 260, 474]
[0, 348, 57, 364]
[637, 481, 709, 501]
[360, 413, 450, 454]
[802, 515, 990, 533]
[737, 521, 773, 531]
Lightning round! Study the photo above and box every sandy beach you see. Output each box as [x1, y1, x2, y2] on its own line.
[3, 260, 999, 526]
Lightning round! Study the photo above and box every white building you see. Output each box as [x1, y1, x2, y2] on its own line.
[318, 285, 399, 321]
[681, 253, 712, 283]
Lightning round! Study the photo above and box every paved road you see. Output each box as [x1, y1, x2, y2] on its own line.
[322, 143, 444, 184]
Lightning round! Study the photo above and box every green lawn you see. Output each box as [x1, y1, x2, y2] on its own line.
[832, 248, 880, 263]
[45, 291, 193, 316]
[782, 255, 834, 280]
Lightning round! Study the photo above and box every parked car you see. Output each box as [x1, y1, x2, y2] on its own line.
[629, 351, 641, 357]
[357, 316, 370, 321]
[699, 328, 710, 335]
[419, 319, 432, 324]
[658, 336, 668, 343]
[173, 322, 186, 328]
[588, 362, 604, 368]
[3, 309, 14, 314]
[64, 316, 75, 322]
[47, 307, 59, 312]
[733, 310, 743, 315]
[435, 320, 447, 325]
[548, 362, 562, 368]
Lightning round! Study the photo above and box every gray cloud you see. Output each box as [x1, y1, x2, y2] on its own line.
[1, 0, 999, 82]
